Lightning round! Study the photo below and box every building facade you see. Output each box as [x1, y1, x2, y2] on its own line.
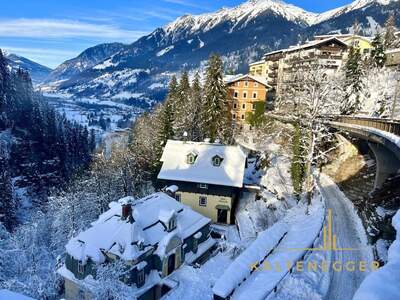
[58, 192, 215, 300]
[225, 74, 271, 130]
[157, 140, 247, 224]
[386, 48, 400, 68]
[246, 35, 376, 102]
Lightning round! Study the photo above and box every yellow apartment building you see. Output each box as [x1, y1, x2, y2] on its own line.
[225, 74, 271, 130]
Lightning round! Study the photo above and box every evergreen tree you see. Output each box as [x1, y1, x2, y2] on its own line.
[89, 128, 97, 153]
[370, 32, 386, 68]
[189, 72, 203, 141]
[342, 46, 364, 115]
[290, 122, 304, 196]
[154, 76, 177, 161]
[202, 54, 232, 143]
[0, 149, 16, 230]
[173, 71, 191, 138]
[384, 14, 397, 49]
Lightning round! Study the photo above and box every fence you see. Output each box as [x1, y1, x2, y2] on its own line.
[327, 116, 400, 136]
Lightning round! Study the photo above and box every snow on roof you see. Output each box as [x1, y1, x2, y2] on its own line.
[263, 49, 285, 58]
[65, 192, 210, 264]
[223, 74, 244, 84]
[386, 48, 400, 54]
[0, 290, 35, 300]
[158, 140, 247, 188]
[249, 60, 265, 66]
[225, 74, 271, 88]
[263, 37, 348, 59]
[284, 37, 348, 54]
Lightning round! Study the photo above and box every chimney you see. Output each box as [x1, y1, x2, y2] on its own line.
[121, 203, 132, 220]
[165, 185, 179, 198]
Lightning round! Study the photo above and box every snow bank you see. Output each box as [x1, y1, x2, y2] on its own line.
[212, 221, 289, 298]
[353, 210, 400, 300]
[230, 197, 325, 300]
[0, 290, 35, 300]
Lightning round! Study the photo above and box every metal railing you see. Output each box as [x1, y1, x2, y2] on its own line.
[327, 116, 400, 136]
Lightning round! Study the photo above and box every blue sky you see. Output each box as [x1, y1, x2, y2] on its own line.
[0, 0, 352, 68]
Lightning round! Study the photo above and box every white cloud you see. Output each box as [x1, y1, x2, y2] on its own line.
[0, 18, 148, 42]
[163, 0, 208, 10]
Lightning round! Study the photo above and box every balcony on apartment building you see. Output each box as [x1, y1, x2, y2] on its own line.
[268, 62, 279, 70]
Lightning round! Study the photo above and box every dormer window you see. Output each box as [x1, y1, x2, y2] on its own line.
[78, 261, 85, 274]
[168, 216, 177, 232]
[186, 150, 198, 164]
[212, 155, 223, 167]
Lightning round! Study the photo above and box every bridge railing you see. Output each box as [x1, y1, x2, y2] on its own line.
[323, 115, 400, 136]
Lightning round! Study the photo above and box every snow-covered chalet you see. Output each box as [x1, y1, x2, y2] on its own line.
[58, 192, 216, 300]
[157, 140, 247, 224]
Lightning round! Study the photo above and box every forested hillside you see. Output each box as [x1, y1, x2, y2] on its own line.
[0, 49, 94, 230]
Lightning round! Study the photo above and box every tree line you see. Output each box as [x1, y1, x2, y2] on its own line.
[342, 14, 399, 115]
[0, 50, 95, 230]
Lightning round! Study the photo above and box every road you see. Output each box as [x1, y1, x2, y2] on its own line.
[318, 174, 373, 300]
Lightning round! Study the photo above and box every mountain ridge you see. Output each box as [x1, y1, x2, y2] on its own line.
[42, 0, 400, 104]
[4, 51, 52, 84]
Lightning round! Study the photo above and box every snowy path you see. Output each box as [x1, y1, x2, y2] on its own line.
[318, 174, 373, 300]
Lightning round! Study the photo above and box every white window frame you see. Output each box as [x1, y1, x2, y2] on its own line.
[199, 183, 208, 189]
[137, 269, 145, 286]
[233, 102, 237, 109]
[241, 114, 245, 120]
[242, 103, 246, 110]
[78, 261, 85, 274]
[213, 157, 222, 167]
[244, 81, 249, 87]
[243, 91, 247, 99]
[169, 217, 176, 231]
[252, 92, 258, 99]
[234, 91, 239, 98]
[187, 154, 196, 164]
[175, 193, 181, 202]
[199, 196, 207, 207]
[232, 114, 236, 120]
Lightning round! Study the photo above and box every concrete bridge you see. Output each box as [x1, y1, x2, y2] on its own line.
[325, 116, 400, 190]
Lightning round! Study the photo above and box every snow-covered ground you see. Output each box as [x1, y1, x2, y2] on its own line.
[318, 173, 373, 300]
[231, 196, 325, 300]
[236, 137, 296, 240]
[354, 210, 400, 300]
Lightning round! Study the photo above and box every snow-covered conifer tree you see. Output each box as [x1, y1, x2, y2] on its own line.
[384, 14, 398, 49]
[370, 33, 386, 68]
[342, 46, 364, 115]
[202, 54, 232, 144]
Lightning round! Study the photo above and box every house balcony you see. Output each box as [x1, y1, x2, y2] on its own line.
[268, 63, 279, 70]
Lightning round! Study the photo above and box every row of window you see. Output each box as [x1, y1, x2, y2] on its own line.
[233, 91, 258, 99]
[186, 154, 223, 167]
[233, 102, 256, 110]
[232, 114, 245, 120]
[175, 193, 208, 207]
[235, 81, 259, 87]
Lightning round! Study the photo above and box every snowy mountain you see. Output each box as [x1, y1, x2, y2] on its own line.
[4, 52, 52, 84]
[309, 0, 400, 36]
[45, 42, 127, 83]
[42, 0, 400, 104]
